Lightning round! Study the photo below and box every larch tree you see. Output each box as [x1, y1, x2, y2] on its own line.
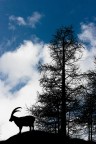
[29, 26, 83, 137]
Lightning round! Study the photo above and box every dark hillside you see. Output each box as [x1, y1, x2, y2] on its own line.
[0, 131, 96, 144]
[4, 130, 62, 144]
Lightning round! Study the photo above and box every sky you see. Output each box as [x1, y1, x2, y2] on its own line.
[0, 0, 96, 140]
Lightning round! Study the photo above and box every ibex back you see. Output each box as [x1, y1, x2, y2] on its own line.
[9, 107, 35, 133]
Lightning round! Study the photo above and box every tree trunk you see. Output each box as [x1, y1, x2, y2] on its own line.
[90, 113, 92, 141]
[68, 111, 70, 136]
[61, 37, 66, 137]
[88, 124, 90, 141]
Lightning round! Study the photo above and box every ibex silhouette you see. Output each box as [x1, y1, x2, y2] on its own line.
[9, 107, 35, 133]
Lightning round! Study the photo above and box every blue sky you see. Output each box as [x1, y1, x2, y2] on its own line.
[0, 0, 96, 140]
[0, 0, 96, 47]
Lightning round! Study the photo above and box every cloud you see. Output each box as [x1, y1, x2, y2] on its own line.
[0, 41, 43, 86]
[27, 12, 43, 28]
[9, 15, 26, 26]
[78, 22, 96, 72]
[9, 12, 43, 30]
[8, 23, 16, 30]
[0, 36, 17, 53]
[0, 40, 51, 140]
[78, 22, 96, 47]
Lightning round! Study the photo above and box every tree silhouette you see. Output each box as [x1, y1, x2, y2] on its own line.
[29, 26, 83, 138]
[77, 71, 96, 141]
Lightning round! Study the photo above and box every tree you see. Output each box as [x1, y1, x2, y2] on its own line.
[30, 26, 83, 137]
[77, 71, 96, 141]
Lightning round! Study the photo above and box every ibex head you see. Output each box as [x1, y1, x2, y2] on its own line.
[9, 107, 22, 122]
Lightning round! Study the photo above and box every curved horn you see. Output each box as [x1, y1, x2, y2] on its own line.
[11, 107, 22, 115]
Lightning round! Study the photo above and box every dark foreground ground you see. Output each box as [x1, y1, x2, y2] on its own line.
[0, 130, 96, 144]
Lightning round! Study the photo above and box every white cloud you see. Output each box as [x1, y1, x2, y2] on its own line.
[77, 46, 95, 72]
[16, 17, 26, 26]
[78, 22, 96, 72]
[8, 23, 16, 30]
[27, 12, 43, 28]
[9, 15, 26, 26]
[0, 37, 16, 52]
[0, 40, 51, 140]
[78, 22, 96, 47]
[9, 11, 43, 29]
[0, 41, 42, 86]
[41, 44, 52, 64]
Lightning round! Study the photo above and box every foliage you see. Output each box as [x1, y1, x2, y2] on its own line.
[77, 71, 96, 141]
[29, 26, 84, 136]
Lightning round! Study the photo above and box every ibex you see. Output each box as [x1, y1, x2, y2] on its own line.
[9, 107, 35, 133]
